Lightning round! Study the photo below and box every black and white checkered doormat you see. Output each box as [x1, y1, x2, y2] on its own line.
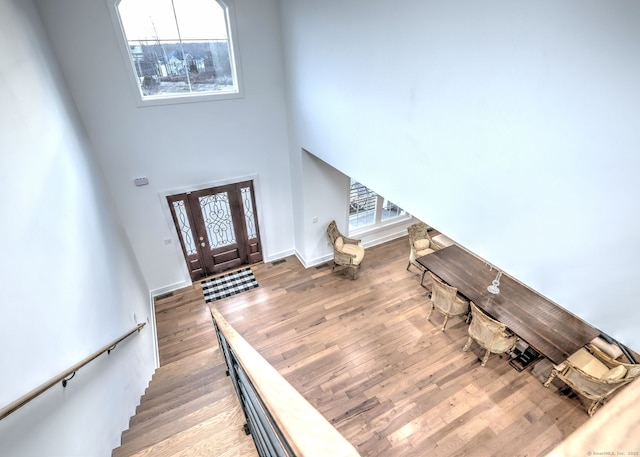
[202, 268, 259, 303]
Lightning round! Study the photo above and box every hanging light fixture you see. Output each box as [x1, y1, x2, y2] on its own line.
[487, 270, 502, 294]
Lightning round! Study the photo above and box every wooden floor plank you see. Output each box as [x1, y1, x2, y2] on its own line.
[213, 236, 594, 457]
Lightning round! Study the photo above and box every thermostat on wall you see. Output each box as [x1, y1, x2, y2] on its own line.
[134, 177, 149, 186]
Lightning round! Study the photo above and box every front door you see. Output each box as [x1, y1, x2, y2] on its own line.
[167, 181, 263, 281]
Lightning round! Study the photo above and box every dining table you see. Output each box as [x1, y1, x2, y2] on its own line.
[417, 245, 600, 365]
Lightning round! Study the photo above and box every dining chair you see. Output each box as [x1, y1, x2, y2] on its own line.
[426, 271, 470, 331]
[406, 222, 438, 285]
[543, 341, 640, 415]
[463, 301, 518, 367]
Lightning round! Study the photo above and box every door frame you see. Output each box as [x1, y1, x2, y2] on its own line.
[158, 174, 267, 285]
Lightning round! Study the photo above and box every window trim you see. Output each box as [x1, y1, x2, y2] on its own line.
[349, 210, 412, 238]
[107, 0, 244, 107]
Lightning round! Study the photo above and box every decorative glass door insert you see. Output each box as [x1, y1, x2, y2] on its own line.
[199, 192, 236, 249]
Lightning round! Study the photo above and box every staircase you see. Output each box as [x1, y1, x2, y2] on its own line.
[112, 285, 258, 457]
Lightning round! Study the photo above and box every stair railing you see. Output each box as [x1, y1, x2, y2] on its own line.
[0, 322, 146, 420]
[210, 308, 360, 457]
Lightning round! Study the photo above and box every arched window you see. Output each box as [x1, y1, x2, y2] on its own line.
[114, 0, 240, 103]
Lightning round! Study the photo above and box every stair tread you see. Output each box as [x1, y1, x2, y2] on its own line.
[116, 399, 254, 457]
[159, 340, 219, 366]
[130, 374, 233, 427]
[141, 361, 224, 403]
[117, 392, 246, 456]
[125, 390, 220, 442]
[151, 347, 219, 382]
[115, 286, 258, 457]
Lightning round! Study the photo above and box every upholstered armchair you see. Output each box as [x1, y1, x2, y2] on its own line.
[426, 272, 470, 331]
[326, 220, 365, 280]
[543, 340, 640, 416]
[407, 222, 439, 285]
[463, 301, 518, 367]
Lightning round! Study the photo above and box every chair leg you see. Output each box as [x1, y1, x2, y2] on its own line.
[481, 349, 491, 367]
[588, 399, 601, 416]
[426, 303, 434, 321]
[441, 314, 449, 331]
[407, 262, 412, 271]
[463, 336, 472, 352]
[543, 369, 558, 388]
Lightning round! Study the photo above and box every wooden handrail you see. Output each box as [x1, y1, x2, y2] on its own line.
[0, 322, 146, 420]
[211, 308, 360, 457]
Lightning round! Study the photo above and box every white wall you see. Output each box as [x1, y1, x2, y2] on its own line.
[280, 0, 640, 350]
[0, 0, 156, 455]
[294, 151, 417, 266]
[35, 0, 295, 293]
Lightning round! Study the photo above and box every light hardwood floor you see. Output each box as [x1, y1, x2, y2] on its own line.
[112, 285, 258, 457]
[213, 236, 592, 457]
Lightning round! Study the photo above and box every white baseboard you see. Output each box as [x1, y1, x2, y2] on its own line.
[150, 280, 192, 298]
[147, 291, 160, 369]
[295, 249, 333, 268]
[263, 248, 296, 263]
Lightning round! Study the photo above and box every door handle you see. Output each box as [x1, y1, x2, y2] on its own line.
[201, 242, 206, 247]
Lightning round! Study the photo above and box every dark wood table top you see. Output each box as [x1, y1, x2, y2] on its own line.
[417, 245, 599, 365]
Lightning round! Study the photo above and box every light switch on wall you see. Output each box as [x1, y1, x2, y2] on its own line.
[134, 177, 149, 186]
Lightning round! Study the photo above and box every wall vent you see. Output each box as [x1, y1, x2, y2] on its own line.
[155, 292, 174, 301]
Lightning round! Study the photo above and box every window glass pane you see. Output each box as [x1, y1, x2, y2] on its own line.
[381, 198, 405, 221]
[117, 0, 236, 98]
[240, 186, 257, 239]
[173, 0, 228, 40]
[349, 179, 377, 230]
[118, 0, 179, 40]
[172, 200, 197, 255]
